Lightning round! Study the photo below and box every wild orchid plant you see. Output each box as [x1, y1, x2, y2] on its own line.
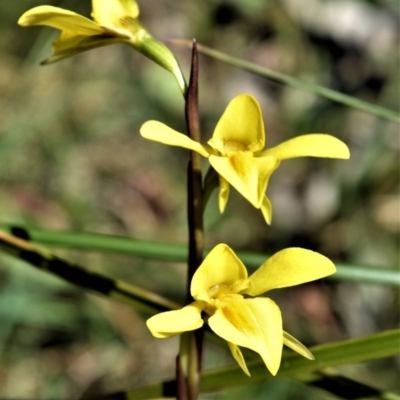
[17, 1, 352, 399]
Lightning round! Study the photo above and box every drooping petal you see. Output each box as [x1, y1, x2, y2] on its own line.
[52, 31, 88, 52]
[18, 6, 104, 36]
[92, 0, 140, 27]
[146, 301, 205, 338]
[209, 94, 265, 154]
[227, 342, 250, 376]
[209, 154, 279, 208]
[283, 331, 314, 360]
[260, 195, 273, 225]
[261, 134, 350, 160]
[191, 244, 248, 301]
[43, 37, 123, 64]
[209, 297, 283, 375]
[140, 121, 211, 158]
[218, 176, 230, 213]
[243, 248, 336, 297]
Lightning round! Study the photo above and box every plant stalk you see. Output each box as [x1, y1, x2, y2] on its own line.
[178, 39, 204, 400]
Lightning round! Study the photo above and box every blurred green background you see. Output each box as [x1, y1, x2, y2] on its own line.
[0, 0, 398, 398]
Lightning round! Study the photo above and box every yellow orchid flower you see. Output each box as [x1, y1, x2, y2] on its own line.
[18, 0, 186, 92]
[147, 243, 336, 376]
[140, 94, 350, 224]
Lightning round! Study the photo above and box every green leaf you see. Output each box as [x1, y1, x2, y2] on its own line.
[1, 225, 398, 287]
[169, 41, 400, 123]
[107, 329, 400, 399]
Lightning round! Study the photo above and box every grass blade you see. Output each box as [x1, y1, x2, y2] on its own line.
[169, 41, 400, 123]
[0, 231, 180, 315]
[1, 225, 398, 287]
[104, 329, 400, 399]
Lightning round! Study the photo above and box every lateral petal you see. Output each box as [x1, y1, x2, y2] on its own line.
[18, 6, 103, 36]
[209, 94, 265, 154]
[208, 298, 283, 375]
[146, 301, 204, 338]
[92, 0, 140, 27]
[227, 342, 251, 376]
[243, 248, 336, 297]
[261, 134, 350, 160]
[260, 195, 273, 225]
[218, 176, 230, 213]
[283, 331, 314, 360]
[191, 244, 248, 301]
[140, 121, 211, 158]
[52, 31, 87, 52]
[43, 37, 122, 64]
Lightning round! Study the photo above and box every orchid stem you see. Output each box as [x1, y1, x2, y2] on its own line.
[178, 39, 204, 400]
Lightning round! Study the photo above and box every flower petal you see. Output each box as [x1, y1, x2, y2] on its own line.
[191, 244, 248, 301]
[146, 301, 204, 338]
[227, 342, 251, 376]
[92, 0, 140, 27]
[218, 176, 230, 213]
[208, 297, 283, 375]
[18, 6, 103, 36]
[261, 134, 350, 160]
[209, 94, 265, 154]
[243, 248, 336, 297]
[140, 121, 211, 158]
[209, 154, 279, 208]
[52, 31, 88, 52]
[43, 37, 122, 64]
[283, 331, 314, 360]
[260, 195, 273, 225]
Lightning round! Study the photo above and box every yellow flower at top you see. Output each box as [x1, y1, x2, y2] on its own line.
[18, 0, 186, 92]
[147, 243, 336, 376]
[141, 94, 350, 224]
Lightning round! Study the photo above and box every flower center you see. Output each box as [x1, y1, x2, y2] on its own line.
[223, 141, 247, 153]
[206, 279, 251, 309]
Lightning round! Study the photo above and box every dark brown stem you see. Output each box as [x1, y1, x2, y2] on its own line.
[185, 40, 203, 286]
[175, 356, 188, 400]
[177, 39, 204, 400]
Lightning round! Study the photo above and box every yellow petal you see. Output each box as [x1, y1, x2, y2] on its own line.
[146, 301, 204, 338]
[243, 248, 336, 297]
[208, 298, 283, 375]
[52, 31, 87, 52]
[218, 176, 230, 213]
[283, 331, 314, 360]
[227, 342, 251, 376]
[261, 134, 350, 160]
[209, 154, 279, 208]
[191, 244, 248, 301]
[92, 0, 140, 27]
[43, 37, 122, 64]
[260, 195, 273, 225]
[18, 6, 103, 36]
[140, 121, 211, 158]
[209, 94, 265, 154]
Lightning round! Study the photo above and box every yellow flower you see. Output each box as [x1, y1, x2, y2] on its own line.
[140, 94, 350, 223]
[146, 243, 336, 376]
[18, 0, 186, 92]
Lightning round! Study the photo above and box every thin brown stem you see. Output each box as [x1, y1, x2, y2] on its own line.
[177, 39, 204, 400]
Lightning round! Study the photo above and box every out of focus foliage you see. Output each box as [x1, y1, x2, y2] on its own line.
[0, 0, 398, 398]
